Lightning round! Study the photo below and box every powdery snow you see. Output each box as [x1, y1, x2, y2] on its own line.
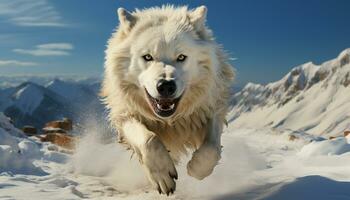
[298, 135, 350, 157]
[0, 113, 46, 175]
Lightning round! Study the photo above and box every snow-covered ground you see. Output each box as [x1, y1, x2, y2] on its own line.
[1, 112, 350, 200]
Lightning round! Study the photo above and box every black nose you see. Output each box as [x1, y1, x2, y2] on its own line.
[157, 80, 177, 97]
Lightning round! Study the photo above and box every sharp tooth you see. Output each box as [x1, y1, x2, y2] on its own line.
[156, 103, 175, 111]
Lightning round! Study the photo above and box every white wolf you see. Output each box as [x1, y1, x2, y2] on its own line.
[101, 5, 234, 195]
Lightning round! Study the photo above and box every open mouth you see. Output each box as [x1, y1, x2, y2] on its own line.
[145, 89, 182, 118]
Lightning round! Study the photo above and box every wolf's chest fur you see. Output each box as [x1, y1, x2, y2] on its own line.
[141, 106, 212, 161]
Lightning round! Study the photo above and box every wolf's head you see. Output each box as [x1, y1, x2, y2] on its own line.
[103, 6, 232, 120]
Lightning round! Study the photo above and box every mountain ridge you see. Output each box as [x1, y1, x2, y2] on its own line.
[229, 48, 350, 136]
[0, 79, 103, 129]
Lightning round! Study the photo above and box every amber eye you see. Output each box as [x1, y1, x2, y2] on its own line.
[176, 54, 187, 62]
[142, 54, 153, 62]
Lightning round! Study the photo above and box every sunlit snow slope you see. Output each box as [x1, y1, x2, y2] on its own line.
[229, 49, 350, 137]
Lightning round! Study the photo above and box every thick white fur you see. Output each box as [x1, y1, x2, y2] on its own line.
[101, 5, 235, 195]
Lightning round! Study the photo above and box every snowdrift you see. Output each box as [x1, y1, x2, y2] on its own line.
[0, 112, 46, 175]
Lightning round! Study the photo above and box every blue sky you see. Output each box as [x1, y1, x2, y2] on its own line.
[0, 0, 349, 87]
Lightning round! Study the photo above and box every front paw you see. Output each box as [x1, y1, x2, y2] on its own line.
[141, 136, 178, 195]
[187, 144, 221, 180]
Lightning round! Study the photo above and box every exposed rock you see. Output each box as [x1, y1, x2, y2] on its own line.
[44, 118, 73, 132]
[342, 73, 350, 87]
[309, 70, 329, 88]
[39, 133, 75, 150]
[329, 136, 337, 140]
[340, 55, 349, 67]
[284, 77, 292, 91]
[22, 126, 37, 136]
[288, 135, 298, 141]
[344, 131, 350, 137]
[291, 69, 301, 76]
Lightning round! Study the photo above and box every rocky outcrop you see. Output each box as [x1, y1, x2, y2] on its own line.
[341, 72, 350, 87]
[344, 131, 350, 137]
[340, 53, 350, 67]
[38, 118, 76, 149]
[22, 126, 37, 136]
[38, 133, 75, 150]
[43, 118, 73, 134]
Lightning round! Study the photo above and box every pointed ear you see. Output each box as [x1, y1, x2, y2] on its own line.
[189, 5, 207, 30]
[117, 8, 137, 33]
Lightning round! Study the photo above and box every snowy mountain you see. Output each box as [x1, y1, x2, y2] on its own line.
[0, 75, 101, 89]
[46, 79, 105, 129]
[13, 83, 45, 115]
[0, 79, 103, 129]
[0, 82, 72, 128]
[46, 79, 98, 103]
[229, 48, 350, 137]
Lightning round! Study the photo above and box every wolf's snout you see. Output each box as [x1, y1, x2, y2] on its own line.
[146, 79, 182, 118]
[157, 80, 176, 98]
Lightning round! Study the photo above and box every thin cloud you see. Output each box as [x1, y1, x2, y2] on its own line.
[13, 43, 74, 56]
[0, 60, 39, 67]
[0, 0, 66, 27]
[37, 43, 73, 50]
